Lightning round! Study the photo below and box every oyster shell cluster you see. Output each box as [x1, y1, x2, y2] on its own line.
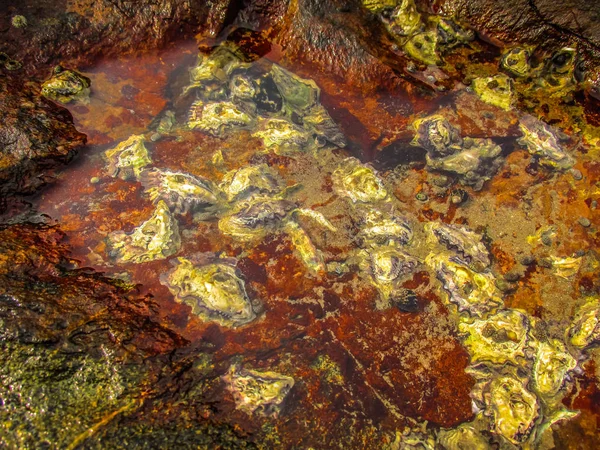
[184, 46, 346, 153]
[363, 0, 474, 66]
[91, 41, 592, 436]
[98, 46, 351, 331]
[330, 158, 421, 309]
[422, 221, 592, 447]
[412, 114, 504, 190]
[500, 46, 583, 97]
[411, 111, 577, 188]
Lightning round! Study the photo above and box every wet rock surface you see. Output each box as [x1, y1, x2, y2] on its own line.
[1, 0, 233, 76]
[0, 75, 85, 202]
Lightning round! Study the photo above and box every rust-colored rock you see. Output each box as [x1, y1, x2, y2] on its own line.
[0, 75, 85, 201]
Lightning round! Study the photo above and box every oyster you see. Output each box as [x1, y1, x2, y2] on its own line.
[292, 208, 337, 233]
[485, 375, 539, 444]
[161, 256, 257, 327]
[141, 168, 221, 215]
[362, 0, 397, 13]
[154, 110, 177, 136]
[387, 0, 422, 37]
[303, 106, 346, 148]
[229, 72, 257, 102]
[404, 31, 440, 66]
[460, 309, 530, 365]
[426, 253, 502, 317]
[412, 115, 463, 157]
[283, 220, 326, 273]
[41, 66, 91, 103]
[270, 65, 319, 116]
[501, 47, 533, 78]
[332, 157, 388, 203]
[426, 137, 503, 190]
[532, 339, 577, 398]
[517, 115, 576, 171]
[357, 208, 413, 247]
[222, 365, 294, 417]
[433, 17, 474, 49]
[185, 46, 243, 96]
[567, 297, 600, 349]
[104, 134, 151, 181]
[437, 423, 489, 450]
[425, 222, 490, 270]
[218, 197, 295, 242]
[188, 100, 255, 137]
[252, 119, 309, 152]
[471, 74, 514, 110]
[106, 200, 180, 264]
[220, 164, 283, 202]
[360, 245, 419, 302]
[540, 47, 578, 94]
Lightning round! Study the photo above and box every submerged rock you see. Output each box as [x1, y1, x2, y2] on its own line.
[0, 76, 86, 202]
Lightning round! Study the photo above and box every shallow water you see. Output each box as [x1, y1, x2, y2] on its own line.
[29, 29, 600, 447]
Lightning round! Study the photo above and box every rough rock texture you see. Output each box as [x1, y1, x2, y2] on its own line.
[0, 223, 257, 448]
[1, 0, 234, 76]
[428, 0, 600, 55]
[0, 75, 86, 200]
